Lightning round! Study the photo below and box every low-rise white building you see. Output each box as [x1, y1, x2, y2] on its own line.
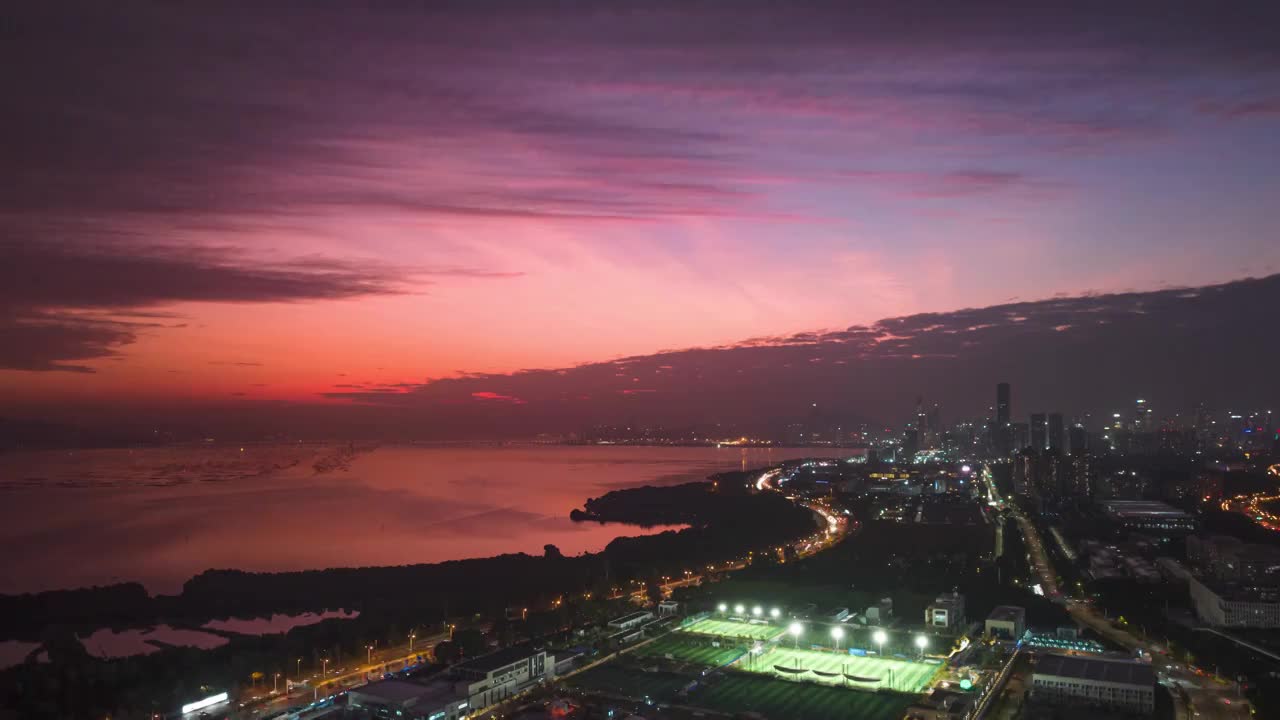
[607, 610, 654, 631]
[1031, 653, 1155, 714]
[925, 592, 965, 629]
[348, 645, 554, 720]
[1190, 576, 1280, 627]
[453, 644, 551, 709]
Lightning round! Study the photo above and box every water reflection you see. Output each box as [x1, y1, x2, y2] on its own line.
[0, 444, 826, 593]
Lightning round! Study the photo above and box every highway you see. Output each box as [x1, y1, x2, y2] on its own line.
[614, 471, 850, 604]
[227, 631, 448, 719]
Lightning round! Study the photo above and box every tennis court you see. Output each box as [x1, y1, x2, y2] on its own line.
[737, 646, 938, 693]
[682, 617, 784, 641]
[692, 674, 915, 720]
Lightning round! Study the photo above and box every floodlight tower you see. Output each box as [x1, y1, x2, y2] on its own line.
[915, 634, 928, 660]
[769, 607, 781, 620]
[788, 622, 803, 649]
[873, 629, 887, 657]
[831, 626, 844, 652]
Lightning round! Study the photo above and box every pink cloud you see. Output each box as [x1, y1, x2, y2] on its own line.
[471, 391, 527, 404]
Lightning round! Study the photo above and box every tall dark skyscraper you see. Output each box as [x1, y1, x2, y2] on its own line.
[994, 382, 1012, 456]
[996, 383, 1011, 426]
[1030, 412, 1047, 450]
[1048, 412, 1064, 452]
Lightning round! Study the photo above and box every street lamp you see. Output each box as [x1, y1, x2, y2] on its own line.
[274, 673, 281, 693]
[873, 630, 887, 656]
[831, 626, 844, 652]
[367, 644, 374, 665]
[915, 635, 928, 659]
[788, 622, 803, 649]
[322, 658, 329, 677]
[409, 633, 416, 653]
[752, 606, 763, 618]
[770, 607, 781, 620]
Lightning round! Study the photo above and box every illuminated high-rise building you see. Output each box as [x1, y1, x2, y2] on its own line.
[1030, 413, 1047, 451]
[1134, 399, 1152, 433]
[1048, 413, 1064, 452]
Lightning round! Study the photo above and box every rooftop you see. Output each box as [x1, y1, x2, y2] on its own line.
[1035, 654, 1155, 687]
[1101, 500, 1192, 520]
[351, 678, 460, 706]
[987, 606, 1025, 621]
[456, 644, 544, 675]
[608, 611, 653, 625]
[1194, 577, 1280, 603]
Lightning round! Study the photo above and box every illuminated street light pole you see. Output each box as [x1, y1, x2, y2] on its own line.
[770, 607, 781, 620]
[734, 604, 745, 616]
[367, 644, 374, 665]
[915, 634, 928, 660]
[274, 673, 280, 693]
[873, 629, 887, 658]
[409, 633, 416, 653]
[831, 626, 844, 653]
[717, 603, 728, 615]
[789, 622, 803, 650]
[752, 606, 763, 618]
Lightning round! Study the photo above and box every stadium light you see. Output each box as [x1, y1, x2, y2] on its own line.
[788, 622, 803, 649]
[831, 626, 844, 651]
[915, 634, 928, 659]
[717, 603, 727, 613]
[734, 604, 745, 615]
[770, 607, 781, 619]
[752, 606, 763, 617]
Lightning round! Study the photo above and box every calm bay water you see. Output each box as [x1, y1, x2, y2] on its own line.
[0, 444, 820, 595]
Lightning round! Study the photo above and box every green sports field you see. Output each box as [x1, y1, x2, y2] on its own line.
[565, 664, 692, 700]
[691, 674, 915, 720]
[737, 646, 938, 693]
[633, 633, 749, 667]
[682, 617, 784, 641]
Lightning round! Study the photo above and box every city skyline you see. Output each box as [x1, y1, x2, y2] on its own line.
[6, 272, 1277, 441]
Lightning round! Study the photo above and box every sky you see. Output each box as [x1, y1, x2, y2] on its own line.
[3, 1, 1279, 435]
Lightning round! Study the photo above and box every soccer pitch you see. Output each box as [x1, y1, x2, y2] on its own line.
[634, 633, 748, 667]
[682, 617, 784, 641]
[565, 664, 692, 700]
[737, 646, 938, 693]
[693, 674, 916, 720]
